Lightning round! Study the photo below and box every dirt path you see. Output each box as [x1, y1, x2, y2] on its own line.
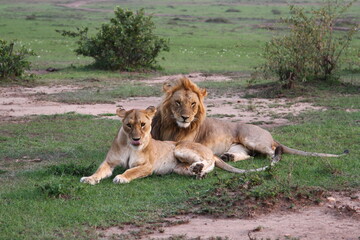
[99, 191, 360, 239]
[0, 83, 322, 127]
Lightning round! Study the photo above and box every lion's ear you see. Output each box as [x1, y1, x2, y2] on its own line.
[145, 106, 157, 118]
[163, 82, 172, 93]
[200, 88, 207, 97]
[163, 78, 182, 93]
[116, 108, 127, 118]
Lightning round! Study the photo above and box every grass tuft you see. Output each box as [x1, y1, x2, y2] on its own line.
[36, 178, 85, 199]
[47, 162, 97, 177]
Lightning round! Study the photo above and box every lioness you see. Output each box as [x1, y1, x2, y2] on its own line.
[80, 106, 273, 185]
[151, 77, 347, 162]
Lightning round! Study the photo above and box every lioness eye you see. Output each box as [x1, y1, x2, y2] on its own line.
[126, 123, 131, 128]
[175, 101, 181, 106]
[141, 123, 145, 127]
[191, 102, 196, 107]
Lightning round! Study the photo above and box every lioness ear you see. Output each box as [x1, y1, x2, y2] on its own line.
[116, 108, 127, 118]
[145, 106, 157, 118]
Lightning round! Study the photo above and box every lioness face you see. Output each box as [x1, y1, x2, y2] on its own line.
[117, 106, 156, 149]
[171, 89, 200, 128]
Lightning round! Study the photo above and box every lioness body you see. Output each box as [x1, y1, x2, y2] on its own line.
[151, 77, 346, 161]
[81, 107, 218, 185]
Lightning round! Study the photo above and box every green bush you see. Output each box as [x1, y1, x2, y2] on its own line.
[0, 39, 35, 82]
[261, 1, 358, 89]
[58, 7, 169, 71]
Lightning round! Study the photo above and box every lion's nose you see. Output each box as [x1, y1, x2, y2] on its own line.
[181, 115, 189, 121]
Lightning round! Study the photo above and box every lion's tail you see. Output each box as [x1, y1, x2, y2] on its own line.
[276, 142, 349, 157]
[215, 146, 283, 174]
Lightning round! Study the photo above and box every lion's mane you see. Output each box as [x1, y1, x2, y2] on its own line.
[151, 77, 207, 141]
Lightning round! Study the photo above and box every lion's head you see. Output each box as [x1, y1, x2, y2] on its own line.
[151, 77, 207, 141]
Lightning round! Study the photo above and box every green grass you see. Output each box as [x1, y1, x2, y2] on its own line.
[1, 0, 360, 239]
[0, 0, 359, 79]
[1, 107, 359, 239]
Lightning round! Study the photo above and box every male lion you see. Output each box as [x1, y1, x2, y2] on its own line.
[80, 106, 273, 185]
[151, 77, 347, 162]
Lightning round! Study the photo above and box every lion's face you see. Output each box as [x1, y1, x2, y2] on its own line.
[170, 89, 201, 128]
[117, 106, 156, 149]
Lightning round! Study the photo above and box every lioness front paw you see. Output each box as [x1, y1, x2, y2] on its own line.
[113, 175, 130, 184]
[80, 176, 99, 185]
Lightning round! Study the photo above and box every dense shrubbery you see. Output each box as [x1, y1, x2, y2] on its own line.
[0, 39, 35, 82]
[261, 1, 358, 89]
[58, 7, 169, 71]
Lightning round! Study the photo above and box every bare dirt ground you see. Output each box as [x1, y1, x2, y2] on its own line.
[99, 191, 360, 240]
[1, 73, 358, 239]
[0, 73, 322, 127]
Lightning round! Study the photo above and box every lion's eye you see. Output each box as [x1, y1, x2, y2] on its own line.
[126, 123, 132, 128]
[191, 102, 196, 107]
[141, 122, 145, 128]
[175, 101, 181, 106]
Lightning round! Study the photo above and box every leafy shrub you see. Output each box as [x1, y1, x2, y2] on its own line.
[57, 7, 169, 71]
[261, 1, 358, 89]
[0, 39, 35, 82]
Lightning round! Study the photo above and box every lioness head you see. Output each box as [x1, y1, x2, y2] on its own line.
[161, 77, 207, 129]
[117, 106, 156, 149]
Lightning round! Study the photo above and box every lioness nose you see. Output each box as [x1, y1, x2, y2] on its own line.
[181, 115, 189, 121]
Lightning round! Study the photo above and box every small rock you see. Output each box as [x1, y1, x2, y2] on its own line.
[327, 197, 336, 203]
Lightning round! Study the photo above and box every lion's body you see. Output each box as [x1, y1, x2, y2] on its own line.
[80, 107, 219, 185]
[151, 78, 346, 161]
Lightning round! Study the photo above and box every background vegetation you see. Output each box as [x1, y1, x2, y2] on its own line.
[0, 0, 359, 239]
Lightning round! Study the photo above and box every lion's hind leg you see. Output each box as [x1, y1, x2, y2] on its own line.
[221, 144, 251, 162]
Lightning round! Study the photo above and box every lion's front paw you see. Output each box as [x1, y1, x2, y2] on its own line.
[80, 176, 99, 185]
[113, 175, 130, 184]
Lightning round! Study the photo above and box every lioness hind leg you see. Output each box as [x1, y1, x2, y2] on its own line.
[173, 162, 208, 179]
[221, 144, 251, 162]
[80, 161, 114, 185]
[174, 142, 215, 178]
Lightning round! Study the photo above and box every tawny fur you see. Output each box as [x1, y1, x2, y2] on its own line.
[80, 106, 270, 185]
[151, 78, 347, 162]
